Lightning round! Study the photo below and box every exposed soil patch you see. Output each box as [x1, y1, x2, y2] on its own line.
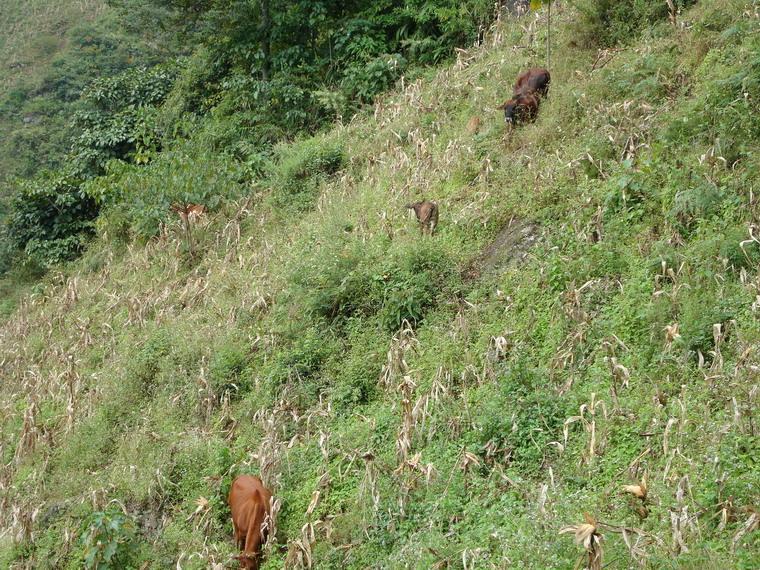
[463, 218, 540, 281]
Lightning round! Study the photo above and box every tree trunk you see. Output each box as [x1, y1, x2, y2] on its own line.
[260, 0, 272, 81]
[546, 1, 551, 69]
[183, 213, 195, 258]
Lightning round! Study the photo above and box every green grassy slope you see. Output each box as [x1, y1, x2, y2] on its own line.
[2, 1, 759, 568]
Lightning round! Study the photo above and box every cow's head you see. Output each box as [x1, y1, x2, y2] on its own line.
[235, 552, 259, 570]
[496, 99, 518, 124]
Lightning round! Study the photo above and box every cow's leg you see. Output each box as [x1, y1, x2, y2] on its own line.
[234, 524, 245, 551]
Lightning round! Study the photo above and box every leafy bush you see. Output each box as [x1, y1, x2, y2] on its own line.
[570, 0, 697, 47]
[79, 506, 138, 570]
[325, 325, 385, 411]
[377, 246, 451, 331]
[7, 171, 97, 267]
[215, 74, 326, 138]
[679, 291, 739, 357]
[87, 145, 243, 240]
[291, 236, 456, 331]
[266, 326, 341, 400]
[342, 54, 407, 104]
[268, 136, 345, 209]
[664, 28, 760, 153]
[71, 64, 178, 173]
[669, 181, 726, 230]
[602, 160, 652, 217]
[718, 226, 760, 271]
[208, 343, 251, 401]
[470, 360, 563, 473]
[129, 328, 173, 393]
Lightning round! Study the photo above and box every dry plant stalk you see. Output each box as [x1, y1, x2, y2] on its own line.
[559, 512, 603, 570]
[563, 393, 608, 466]
[623, 473, 650, 520]
[606, 355, 630, 410]
[396, 375, 417, 465]
[459, 449, 481, 492]
[284, 521, 315, 569]
[622, 473, 648, 501]
[670, 475, 698, 554]
[666, 0, 678, 27]
[14, 396, 40, 463]
[358, 451, 380, 531]
[379, 322, 419, 390]
[732, 507, 759, 553]
[263, 496, 282, 559]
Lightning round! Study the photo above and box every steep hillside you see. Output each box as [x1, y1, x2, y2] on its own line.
[0, 0, 177, 306]
[0, 0, 173, 183]
[2, 1, 759, 569]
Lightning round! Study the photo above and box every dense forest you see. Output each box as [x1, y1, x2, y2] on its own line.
[1, 0, 759, 568]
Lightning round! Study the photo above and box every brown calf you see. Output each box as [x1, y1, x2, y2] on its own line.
[406, 200, 439, 236]
[229, 475, 272, 570]
[170, 203, 207, 224]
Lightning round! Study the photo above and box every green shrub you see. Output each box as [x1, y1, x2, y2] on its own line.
[602, 160, 652, 217]
[570, 0, 697, 47]
[162, 437, 233, 521]
[342, 54, 407, 104]
[718, 226, 760, 271]
[293, 237, 378, 322]
[291, 236, 456, 331]
[129, 328, 173, 393]
[470, 360, 563, 473]
[679, 292, 740, 357]
[7, 170, 98, 267]
[266, 326, 341, 403]
[325, 325, 385, 411]
[208, 342, 251, 401]
[268, 136, 345, 210]
[669, 181, 726, 230]
[71, 64, 178, 173]
[79, 505, 138, 570]
[664, 35, 760, 152]
[87, 145, 243, 240]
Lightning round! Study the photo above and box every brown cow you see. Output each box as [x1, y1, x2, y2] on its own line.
[513, 67, 551, 98]
[228, 475, 272, 570]
[406, 200, 439, 236]
[496, 92, 540, 125]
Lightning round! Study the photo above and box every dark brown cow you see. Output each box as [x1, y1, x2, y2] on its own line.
[228, 475, 272, 570]
[496, 92, 540, 125]
[498, 67, 550, 125]
[406, 200, 439, 236]
[513, 67, 551, 98]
